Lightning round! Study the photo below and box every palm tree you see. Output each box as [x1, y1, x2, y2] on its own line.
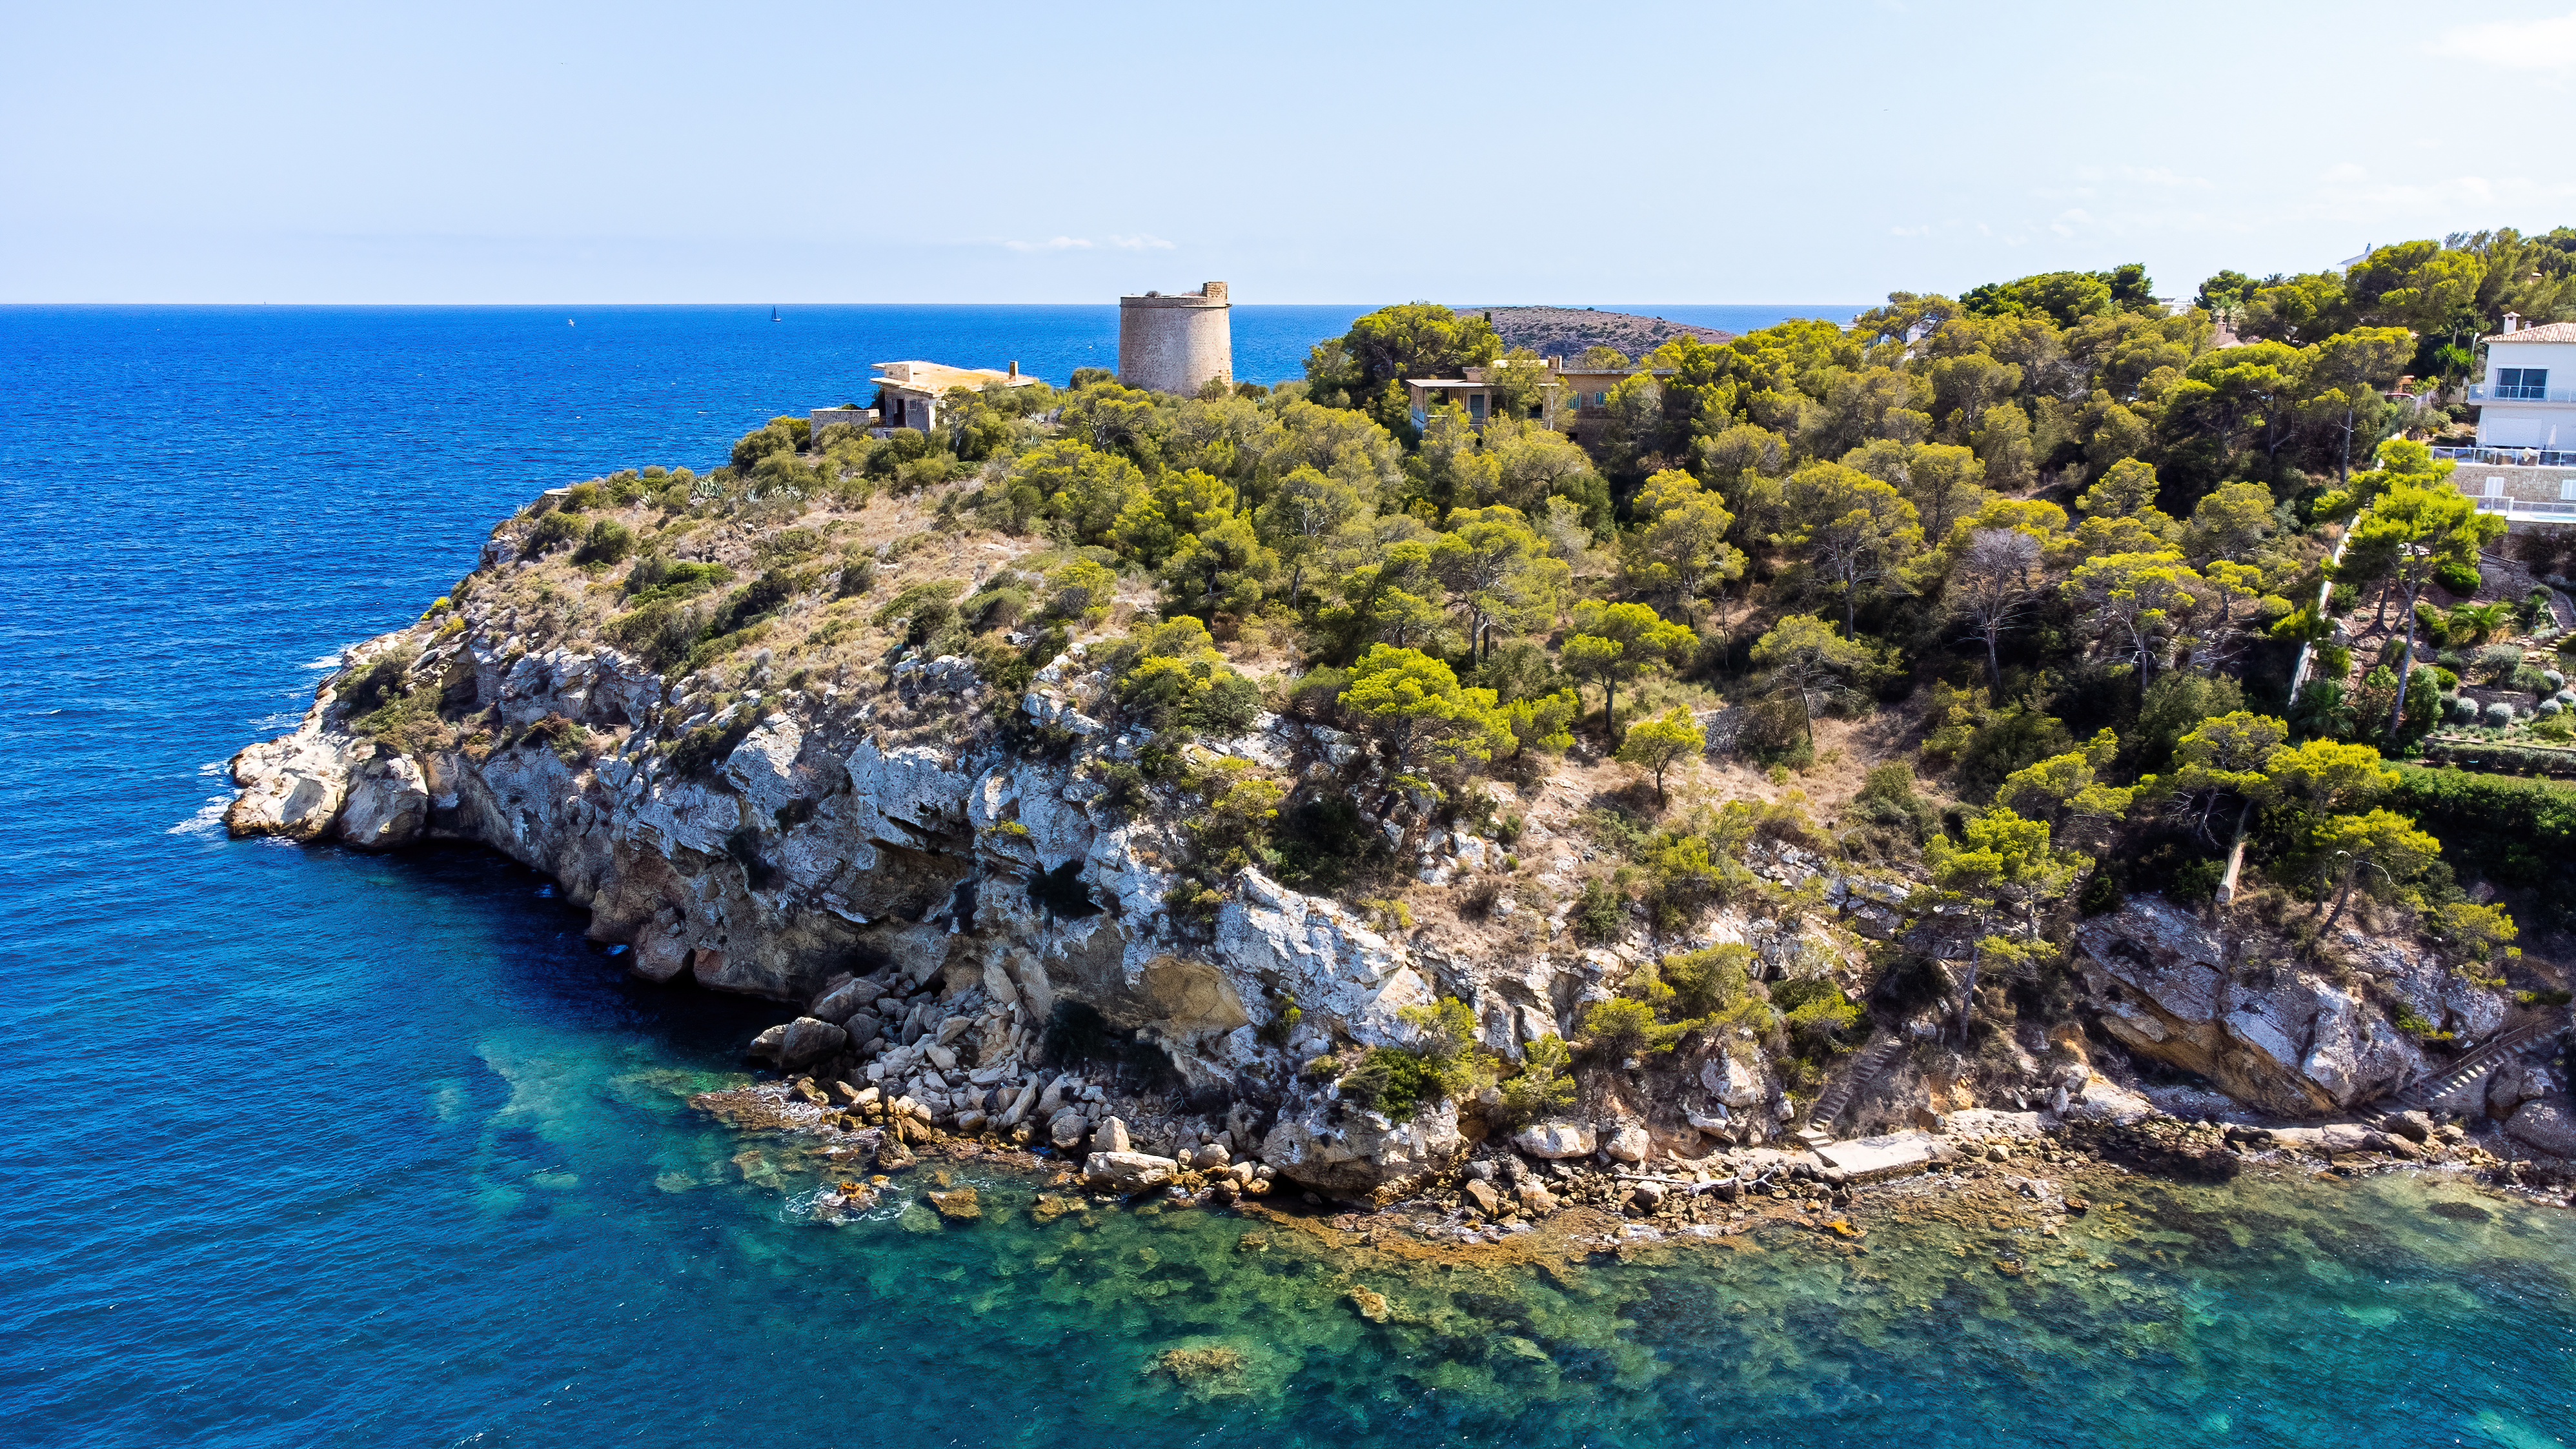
[2447, 601, 2514, 645]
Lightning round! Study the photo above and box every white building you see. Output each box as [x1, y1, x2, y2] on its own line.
[2471, 314, 2576, 463]
[870, 360, 1043, 432]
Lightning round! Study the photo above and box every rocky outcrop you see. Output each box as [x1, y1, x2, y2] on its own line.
[223, 620, 1652, 1133]
[1259, 1098, 1465, 1197]
[2072, 895, 2504, 1118]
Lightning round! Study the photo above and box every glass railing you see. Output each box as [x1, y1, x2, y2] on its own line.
[2468, 383, 2573, 403]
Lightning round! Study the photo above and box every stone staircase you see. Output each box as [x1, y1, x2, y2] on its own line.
[1800, 1032, 1911, 1143]
[2388, 1015, 2567, 1112]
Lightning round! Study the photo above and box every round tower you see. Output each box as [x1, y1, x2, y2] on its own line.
[1117, 281, 1232, 396]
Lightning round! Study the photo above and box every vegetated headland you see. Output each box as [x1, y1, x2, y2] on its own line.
[228, 232, 2576, 1259]
[1457, 305, 1738, 363]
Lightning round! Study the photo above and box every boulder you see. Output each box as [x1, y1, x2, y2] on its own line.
[775, 1017, 848, 1071]
[1084, 1151, 1180, 1193]
[1699, 1052, 1766, 1109]
[1628, 1180, 1665, 1210]
[926, 1186, 981, 1222]
[747, 1024, 787, 1063]
[809, 978, 874, 1024]
[1097, 1116, 1132, 1154]
[1512, 1120, 1597, 1159]
[1601, 1122, 1650, 1164]
[1463, 1179, 1503, 1217]
[2506, 1093, 2576, 1160]
[1260, 1098, 1465, 1195]
[1048, 1108, 1089, 1150]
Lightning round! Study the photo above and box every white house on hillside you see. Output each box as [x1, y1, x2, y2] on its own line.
[2473, 314, 2576, 462]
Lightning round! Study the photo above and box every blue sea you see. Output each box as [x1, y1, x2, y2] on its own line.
[3, 303, 2571, 1448]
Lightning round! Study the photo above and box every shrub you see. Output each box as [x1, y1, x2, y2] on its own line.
[2484, 701, 2516, 729]
[1572, 877, 1626, 943]
[1336, 998, 1490, 1121]
[1770, 976, 1860, 1046]
[2435, 560, 2482, 596]
[523, 511, 580, 555]
[624, 556, 731, 603]
[668, 714, 754, 778]
[572, 520, 634, 567]
[1579, 996, 1688, 1058]
[339, 646, 420, 719]
[1495, 1035, 1576, 1127]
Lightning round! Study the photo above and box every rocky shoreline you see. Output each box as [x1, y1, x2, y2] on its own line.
[225, 480, 2576, 1217]
[696, 1065, 2574, 1288]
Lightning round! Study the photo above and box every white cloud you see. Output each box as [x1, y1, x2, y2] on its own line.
[1002, 236, 1095, 252]
[1107, 234, 1174, 250]
[2433, 10, 2576, 68]
[1891, 224, 1931, 237]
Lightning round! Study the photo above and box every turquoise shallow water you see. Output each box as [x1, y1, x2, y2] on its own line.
[3, 303, 2572, 1446]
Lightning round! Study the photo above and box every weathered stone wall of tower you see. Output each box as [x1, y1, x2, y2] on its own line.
[1117, 282, 1232, 396]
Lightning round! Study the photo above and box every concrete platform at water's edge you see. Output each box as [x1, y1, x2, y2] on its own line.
[1814, 1131, 1940, 1181]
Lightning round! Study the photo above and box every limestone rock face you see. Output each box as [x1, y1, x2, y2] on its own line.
[1512, 1120, 1597, 1159]
[225, 718, 360, 841]
[1260, 1099, 1464, 1195]
[338, 753, 429, 849]
[2072, 895, 2482, 1117]
[1699, 1052, 1766, 1108]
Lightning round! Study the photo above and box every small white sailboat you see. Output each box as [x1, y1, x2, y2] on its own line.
[771, 305, 782, 323]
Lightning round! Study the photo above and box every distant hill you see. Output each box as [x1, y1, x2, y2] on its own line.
[1450, 305, 1734, 364]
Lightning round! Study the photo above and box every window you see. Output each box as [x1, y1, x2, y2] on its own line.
[2561, 479, 2576, 502]
[2485, 476, 2504, 496]
[2499, 367, 2550, 401]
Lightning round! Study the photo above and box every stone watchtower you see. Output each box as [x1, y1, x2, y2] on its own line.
[1117, 282, 1232, 396]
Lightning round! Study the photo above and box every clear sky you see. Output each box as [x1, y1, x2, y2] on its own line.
[6, 1, 2573, 306]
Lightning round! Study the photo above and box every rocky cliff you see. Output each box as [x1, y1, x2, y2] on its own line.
[228, 551, 2571, 1198]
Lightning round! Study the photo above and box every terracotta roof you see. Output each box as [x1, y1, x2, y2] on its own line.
[2486, 321, 2576, 345]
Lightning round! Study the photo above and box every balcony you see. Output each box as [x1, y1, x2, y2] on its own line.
[2433, 445, 2576, 467]
[2467, 383, 2576, 403]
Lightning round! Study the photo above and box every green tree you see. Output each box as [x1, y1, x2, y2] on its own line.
[1562, 600, 1695, 736]
[2159, 711, 2289, 840]
[2313, 808, 2440, 933]
[2062, 550, 2204, 685]
[1159, 511, 1277, 619]
[1785, 461, 1923, 635]
[1259, 466, 1372, 603]
[1992, 729, 2134, 851]
[2347, 467, 2504, 743]
[1749, 614, 1874, 742]
[1617, 706, 1707, 806]
[1428, 505, 1569, 661]
[1622, 468, 1745, 625]
[1339, 645, 1512, 791]
[1108, 469, 1237, 568]
[2182, 480, 2277, 566]
[2300, 327, 2419, 482]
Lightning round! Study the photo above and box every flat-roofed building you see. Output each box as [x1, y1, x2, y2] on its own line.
[871, 360, 1043, 432]
[1403, 358, 1562, 433]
